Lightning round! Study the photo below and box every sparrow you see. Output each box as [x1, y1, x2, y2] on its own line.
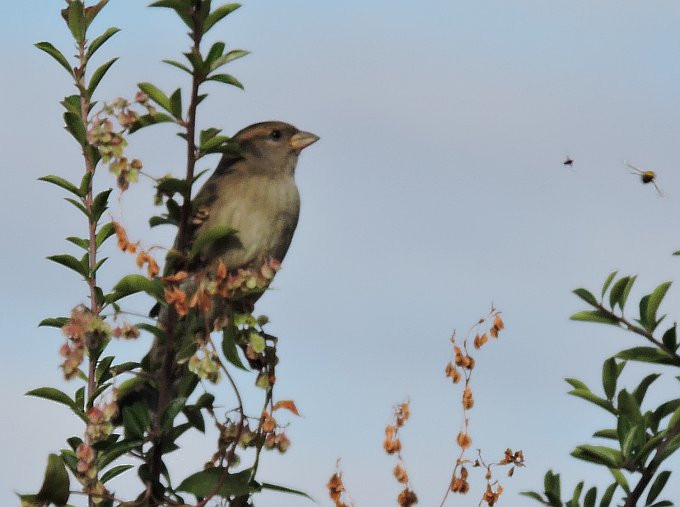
[122, 121, 318, 419]
[186, 120, 319, 293]
[154, 121, 319, 317]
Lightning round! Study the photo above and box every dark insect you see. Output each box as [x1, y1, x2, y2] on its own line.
[563, 156, 573, 167]
[626, 162, 663, 197]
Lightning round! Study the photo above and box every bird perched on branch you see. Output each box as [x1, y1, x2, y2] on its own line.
[155, 120, 319, 321]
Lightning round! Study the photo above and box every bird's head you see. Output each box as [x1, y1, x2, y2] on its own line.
[233, 121, 319, 177]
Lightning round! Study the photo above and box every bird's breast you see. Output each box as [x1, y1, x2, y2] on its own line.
[206, 175, 300, 268]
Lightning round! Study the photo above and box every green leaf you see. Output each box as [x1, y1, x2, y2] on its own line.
[208, 73, 244, 89]
[108, 274, 164, 303]
[128, 112, 176, 133]
[571, 445, 623, 468]
[601, 271, 618, 299]
[122, 401, 150, 439]
[64, 197, 89, 217]
[190, 225, 238, 259]
[91, 188, 111, 222]
[66, 0, 87, 42]
[87, 57, 118, 97]
[647, 471, 671, 505]
[183, 49, 205, 76]
[39, 175, 82, 197]
[39, 317, 69, 328]
[95, 356, 115, 384]
[204, 3, 241, 33]
[163, 59, 192, 74]
[26, 388, 86, 422]
[209, 49, 250, 72]
[616, 347, 678, 366]
[64, 111, 87, 145]
[646, 281, 672, 330]
[593, 428, 618, 440]
[199, 135, 233, 156]
[222, 325, 249, 371]
[668, 405, 680, 432]
[138, 82, 173, 113]
[618, 390, 642, 422]
[261, 482, 314, 501]
[543, 470, 562, 504]
[200, 128, 222, 146]
[61, 94, 82, 115]
[96, 222, 115, 248]
[35, 42, 74, 76]
[609, 276, 629, 310]
[87, 26, 120, 58]
[662, 324, 677, 351]
[47, 254, 88, 278]
[571, 481, 584, 505]
[608, 468, 629, 494]
[177, 467, 257, 498]
[101, 464, 133, 484]
[150, 0, 193, 27]
[66, 236, 89, 250]
[658, 434, 680, 462]
[182, 406, 205, 433]
[169, 88, 182, 119]
[205, 42, 225, 66]
[568, 389, 616, 415]
[602, 357, 617, 400]
[583, 487, 596, 507]
[621, 425, 643, 458]
[35, 454, 70, 506]
[96, 439, 143, 469]
[632, 373, 661, 405]
[599, 483, 617, 507]
[162, 397, 187, 431]
[621, 275, 637, 310]
[574, 288, 598, 307]
[565, 377, 589, 390]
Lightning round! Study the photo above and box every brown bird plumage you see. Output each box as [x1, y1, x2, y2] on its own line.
[187, 121, 318, 278]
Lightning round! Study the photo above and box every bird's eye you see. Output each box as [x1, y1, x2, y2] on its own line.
[270, 129, 282, 140]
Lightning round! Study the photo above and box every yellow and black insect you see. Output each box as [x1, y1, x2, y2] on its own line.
[626, 162, 664, 197]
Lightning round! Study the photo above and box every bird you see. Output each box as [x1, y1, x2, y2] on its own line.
[158, 120, 319, 319]
[118, 121, 318, 423]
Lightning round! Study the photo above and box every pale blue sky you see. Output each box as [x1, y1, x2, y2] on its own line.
[2, 1, 680, 506]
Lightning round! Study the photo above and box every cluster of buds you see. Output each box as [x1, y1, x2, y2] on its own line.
[75, 443, 108, 503]
[258, 410, 290, 453]
[383, 402, 418, 505]
[188, 343, 221, 383]
[482, 483, 503, 506]
[451, 465, 470, 493]
[88, 98, 145, 191]
[60, 306, 112, 380]
[327, 465, 354, 507]
[136, 250, 160, 278]
[113, 221, 160, 278]
[221, 258, 282, 298]
[112, 321, 140, 340]
[86, 400, 118, 442]
[112, 221, 138, 254]
[263, 431, 291, 453]
[397, 488, 418, 507]
[474, 312, 504, 349]
[456, 431, 472, 450]
[499, 448, 525, 476]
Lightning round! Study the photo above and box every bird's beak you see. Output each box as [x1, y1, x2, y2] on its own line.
[290, 131, 320, 151]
